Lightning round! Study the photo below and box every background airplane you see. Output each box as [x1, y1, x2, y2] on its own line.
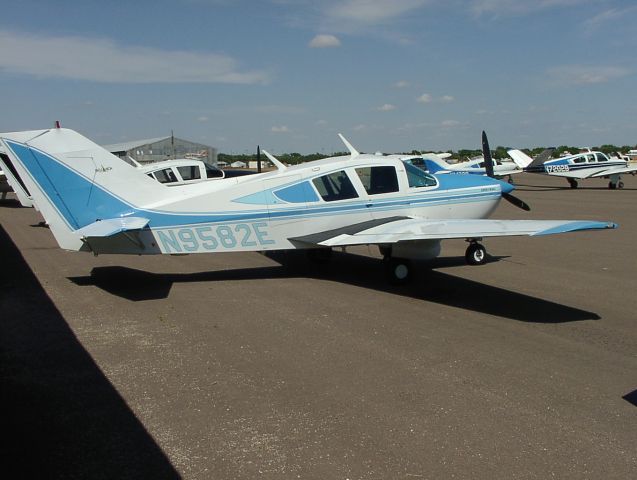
[414, 133, 551, 183]
[508, 148, 637, 189]
[0, 127, 616, 284]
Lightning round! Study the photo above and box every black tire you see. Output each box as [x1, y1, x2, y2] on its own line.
[568, 179, 578, 189]
[384, 258, 412, 285]
[618, 181, 624, 189]
[466, 243, 487, 266]
[608, 181, 616, 190]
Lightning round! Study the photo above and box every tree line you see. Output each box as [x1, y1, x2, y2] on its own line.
[219, 143, 636, 166]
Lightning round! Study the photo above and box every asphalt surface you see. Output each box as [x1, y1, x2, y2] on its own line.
[1, 173, 636, 479]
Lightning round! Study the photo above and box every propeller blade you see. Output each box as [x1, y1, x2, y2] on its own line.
[481, 130, 495, 178]
[503, 192, 530, 211]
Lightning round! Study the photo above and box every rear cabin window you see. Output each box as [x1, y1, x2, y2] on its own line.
[595, 153, 608, 162]
[403, 161, 437, 187]
[205, 163, 224, 178]
[312, 170, 358, 202]
[573, 156, 586, 163]
[355, 166, 399, 195]
[177, 165, 201, 181]
[154, 168, 178, 183]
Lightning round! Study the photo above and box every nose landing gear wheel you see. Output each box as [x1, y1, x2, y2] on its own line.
[466, 242, 487, 266]
[384, 257, 412, 285]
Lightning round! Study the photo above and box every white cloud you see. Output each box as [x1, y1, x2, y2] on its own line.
[441, 120, 460, 127]
[417, 93, 432, 103]
[309, 34, 341, 48]
[471, 0, 591, 16]
[326, 0, 431, 25]
[377, 103, 396, 111]
[583, 6, 637, 29]
[271, 126, 290, 133]
[394, 80, 410, 88]
[197, 116, 209, 122]
[353, 124, 368, 131]
[315, 119, 328, 126]
[547, 65, 631, 85]
[0, 29, 269, 84]
[440, 95, 455, 102]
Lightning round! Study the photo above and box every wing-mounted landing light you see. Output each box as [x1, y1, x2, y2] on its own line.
[482, 130, 530, 211]
[338, 133, 359, 158]
[261, 150, 287, 172]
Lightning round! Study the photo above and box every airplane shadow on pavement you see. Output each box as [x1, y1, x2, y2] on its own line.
[69, 250, 600, 323]
[0, 226, 180, 480]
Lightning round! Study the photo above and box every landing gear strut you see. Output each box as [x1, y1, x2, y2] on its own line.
[465, 241, 487, 266]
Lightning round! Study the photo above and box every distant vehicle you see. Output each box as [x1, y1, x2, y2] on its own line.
[0, 127, 616, 284]
[508, 148, 637, 189]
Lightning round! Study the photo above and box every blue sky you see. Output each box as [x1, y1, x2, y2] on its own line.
[1, 0, 636, 153]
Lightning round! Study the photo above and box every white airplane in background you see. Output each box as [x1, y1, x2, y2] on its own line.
[508, 148, 637, 189]
[0, 126, 616, 284]
[0, 139, 244, 207]
[414, 133, 553, 183]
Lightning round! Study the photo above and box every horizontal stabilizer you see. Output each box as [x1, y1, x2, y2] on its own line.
[75, 217, 149, 238]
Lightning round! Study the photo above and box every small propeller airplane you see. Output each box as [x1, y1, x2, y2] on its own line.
[417, 152, 526, 181]
[0, 126, 617, 283]
[508, 147, 637, 189]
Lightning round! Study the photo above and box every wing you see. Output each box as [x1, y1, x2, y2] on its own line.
[290, 217, 616, 247]
[587, 164, 637, 178]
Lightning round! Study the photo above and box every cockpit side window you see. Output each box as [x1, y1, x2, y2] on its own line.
[573, 155, 585, 163]
[403, 161, 438, 187]
[355, 166, 399, 195]
[595, 152, 608, 162]
[177, 165, 201, 181]
[312, 170, 359, 202]
[154, 168, 178, 183]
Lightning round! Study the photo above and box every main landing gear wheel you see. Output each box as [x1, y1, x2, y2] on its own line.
[609, 181, 624, 189]
[384, 257, 412, 285]
[465, 243, 487, 266]
[568, 178, 578, 189]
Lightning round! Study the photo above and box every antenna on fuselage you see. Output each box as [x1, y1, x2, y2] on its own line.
[261, 150, 287, 172]
[257, 145, 261, 173]
[338, 133, 359, 158]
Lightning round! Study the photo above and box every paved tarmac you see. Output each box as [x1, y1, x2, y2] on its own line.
[1, 173, 636, 479]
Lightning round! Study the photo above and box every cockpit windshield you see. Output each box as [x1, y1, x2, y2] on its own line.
[403, 161, 437, 187]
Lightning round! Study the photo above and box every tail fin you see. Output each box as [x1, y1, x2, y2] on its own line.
[508, 148, 555, 169]
[422, 157, 449, 174]
[0, 128, 160, 250]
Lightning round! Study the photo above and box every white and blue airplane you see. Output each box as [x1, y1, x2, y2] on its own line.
[508, 148, 637, 189]
[417, 153, 525, 180]
[0, 127, 617, 283]
[413, 133, 553, 184]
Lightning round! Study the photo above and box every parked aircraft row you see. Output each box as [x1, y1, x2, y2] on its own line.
[508, 149, 637, 189]
[0, 126, 616, 283]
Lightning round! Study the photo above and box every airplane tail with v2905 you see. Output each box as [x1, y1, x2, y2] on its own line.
[0, 127, 617, 283]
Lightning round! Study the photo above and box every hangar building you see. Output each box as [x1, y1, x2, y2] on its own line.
[104, 136, 218, 166]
